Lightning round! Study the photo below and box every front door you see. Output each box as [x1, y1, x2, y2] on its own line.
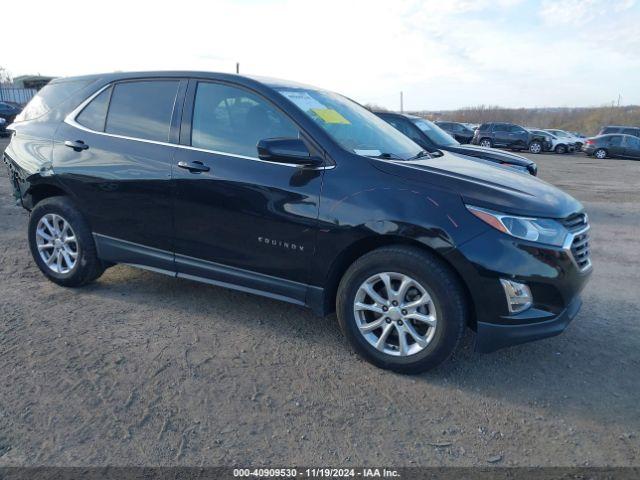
[172, 80, 323, 299]
[623, 135, 640, 159]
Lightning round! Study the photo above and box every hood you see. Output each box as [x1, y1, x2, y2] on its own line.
[443, 144, 533, 168]
[371, 151, 582, 219]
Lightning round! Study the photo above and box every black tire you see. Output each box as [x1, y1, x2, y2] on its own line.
[594, 148, 607, 159]
[28, 196, 105, 287]
[336, 246, 467, 374]
[479, 138, 492, 148]
[529, 141, 542, 154]
[555, 144, 567, 154]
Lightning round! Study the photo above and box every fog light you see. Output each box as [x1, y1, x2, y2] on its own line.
[500, 279, 533, 313]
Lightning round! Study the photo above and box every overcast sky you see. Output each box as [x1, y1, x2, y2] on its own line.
[3, 0, 639, 110]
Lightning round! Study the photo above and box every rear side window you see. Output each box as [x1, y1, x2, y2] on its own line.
[191, 82, 298, 157]
[76, 86, 112, 132]
[105, 81, 179, 142]
[608, 135, 623, 146]
[622, 128, 639, 136]
[478, 123, 490, 131]
[15, 79, 90, 122]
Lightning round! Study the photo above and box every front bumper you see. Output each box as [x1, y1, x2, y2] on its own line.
[475, 296, 582, 353]
[445, 227, 592, 353]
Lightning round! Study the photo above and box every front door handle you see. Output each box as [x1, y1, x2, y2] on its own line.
[177, 160, 210, 173]
[64, 140, 89, 151]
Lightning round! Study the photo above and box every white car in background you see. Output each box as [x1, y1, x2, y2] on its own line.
[529, 129, 576, 154]
[545, 129, 584, 149]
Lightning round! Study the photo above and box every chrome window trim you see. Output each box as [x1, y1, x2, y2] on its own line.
[64, 83, 331, 170]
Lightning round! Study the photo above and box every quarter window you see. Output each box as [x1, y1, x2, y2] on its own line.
[191, 82, 298, 157]
[76, 86, 112, 132]
[105, 80, 179, 142]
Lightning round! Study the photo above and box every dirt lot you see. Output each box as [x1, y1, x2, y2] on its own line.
[0, 138, 638, 467]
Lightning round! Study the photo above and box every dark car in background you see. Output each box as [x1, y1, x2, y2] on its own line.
[376, 112, 537, 175]
[4, 71, 590, 373]
[598, 125, 640, 138]
[435, 121, 475, 144]
[0, 101, 22, 124]
[0, 117, 7, 137]
[583, 134, 640, 160]
[472, 122, 550, 154]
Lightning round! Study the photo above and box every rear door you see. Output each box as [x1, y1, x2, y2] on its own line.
[54, 78, 185, 270]
[622, 135, 640, 159]
[606, 135, 624, 157]
[171, 79, 323, 297]
[492, 123, 511, 146]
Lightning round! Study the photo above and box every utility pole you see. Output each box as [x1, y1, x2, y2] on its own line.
[236, 62, 240, 74]
[400, 91, 404, 113]
[617, 93, 621, 107]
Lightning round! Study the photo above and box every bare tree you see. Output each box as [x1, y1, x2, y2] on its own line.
[0, 66, 13, 84]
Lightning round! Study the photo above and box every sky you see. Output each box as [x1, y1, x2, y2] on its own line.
[2, 0, 639, 110]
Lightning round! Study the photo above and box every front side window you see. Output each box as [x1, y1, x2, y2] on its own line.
[624, 136, 640, 148]
[275, 87, 422, 160]
[105, 80, 179, 142]
[76, 86, 112, 132]
[192, 82, 298, 157]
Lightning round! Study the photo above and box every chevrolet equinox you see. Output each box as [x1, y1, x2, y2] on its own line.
[3, 72, 592, 373]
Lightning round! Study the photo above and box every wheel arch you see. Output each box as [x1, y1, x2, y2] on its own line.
[319, 235, 477, 328]
[24, 181, 71, 211]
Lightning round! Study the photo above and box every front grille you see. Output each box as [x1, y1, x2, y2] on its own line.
[562, 213, 591, 270]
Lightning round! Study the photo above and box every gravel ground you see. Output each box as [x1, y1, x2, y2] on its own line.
[1, 138, 638, 467]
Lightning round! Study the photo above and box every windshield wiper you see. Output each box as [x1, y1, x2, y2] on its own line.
[408, 150, 433, 160]
[371, 152, 404, 160]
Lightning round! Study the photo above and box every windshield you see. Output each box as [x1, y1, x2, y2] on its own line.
[412, 118, 459, 146]
[274, 87, 422, 159]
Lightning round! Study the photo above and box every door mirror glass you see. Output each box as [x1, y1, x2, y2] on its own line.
[257, 138, 322, 166]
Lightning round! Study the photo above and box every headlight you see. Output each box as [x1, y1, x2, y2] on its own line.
[466, 205, 568, 246]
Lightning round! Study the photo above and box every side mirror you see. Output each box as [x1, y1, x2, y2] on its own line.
[257, 138, 323, 167]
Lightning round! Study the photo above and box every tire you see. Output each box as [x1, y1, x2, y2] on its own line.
[28, 196, 105, 287]
[594, 148, 607, 159]
[336, 246, 467, 374]
[529, 141, 542, 154]
[555, 144, 567, 154]
[479, 138, 492, 148]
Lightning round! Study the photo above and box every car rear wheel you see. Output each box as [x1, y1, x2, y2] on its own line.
[529, 141, 542, 154]
[479, 138, 492, 148]
[336, 246, 467, 374]
[28, 196, 105, 287]
[555, 144, 567, 154]
[594, 148, 607, 159]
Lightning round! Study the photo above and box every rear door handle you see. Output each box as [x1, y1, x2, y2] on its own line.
[177, 160, 210, 173]
[64, 140, 89, 151]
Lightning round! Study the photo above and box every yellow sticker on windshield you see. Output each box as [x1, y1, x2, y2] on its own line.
[311, 108, 350, 124]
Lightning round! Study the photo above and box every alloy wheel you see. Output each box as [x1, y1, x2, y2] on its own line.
[35, 213, 79, 274]
[529, 142, 542, 154]
[480, 139, 491, 148]
[595, 149, 607, 159]
[353, 272, 437, 357]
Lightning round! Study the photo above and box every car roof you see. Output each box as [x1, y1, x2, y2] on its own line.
[51, 70, 321, 91]
[602, 125, 639, 129]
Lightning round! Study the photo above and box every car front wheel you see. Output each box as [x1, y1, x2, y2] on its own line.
[594, 148, 607, 159]
[336, 246, 467, 374]
[529, 141, 542, 154]
[28, 196, 105, 287]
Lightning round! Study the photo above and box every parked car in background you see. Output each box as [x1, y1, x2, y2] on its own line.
[376, 112, 537, 175]
[0, 101, 22, 123]
[529, 129, 575, 154]
[545, 129, 585, 149]
[435, 121, 475, 144]
[3, 71, 590, 373]
[598, 125, 640, 138]
[583, 134, 640, 160]
[471, 122, 550, 154]
[0, 117, 7, 136]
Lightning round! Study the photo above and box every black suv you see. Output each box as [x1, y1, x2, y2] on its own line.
[435, 121, 475, 144]
[376, 112, 537, 175]
[3, 72, 592, 373]
[597, 125, 640, 138]
[472, 122, 550, 153]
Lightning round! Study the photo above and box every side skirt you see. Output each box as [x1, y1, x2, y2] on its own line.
[93, 233, 327, 316]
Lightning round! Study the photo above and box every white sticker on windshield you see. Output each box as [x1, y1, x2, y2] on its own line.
[354, 149, 382, 157]
[279, 90, 327, 112]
